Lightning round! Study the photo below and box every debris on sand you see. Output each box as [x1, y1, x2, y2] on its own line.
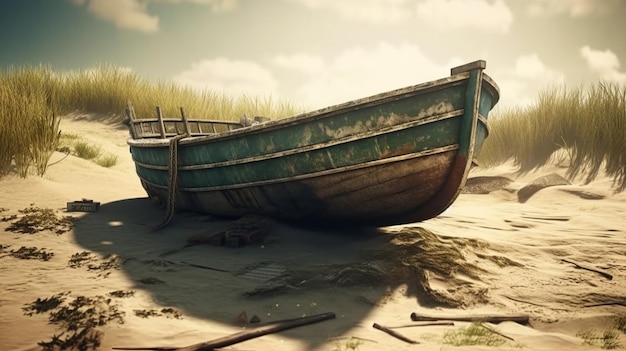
[0, 245, 54, 261]
[134, 307, 182, 319]
[2, 204, 75, 234]
[187, 214, 273, 248]
[23, 292, 125, 351]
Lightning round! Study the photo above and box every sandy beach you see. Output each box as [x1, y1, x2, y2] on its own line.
[1, 115, 625, 351]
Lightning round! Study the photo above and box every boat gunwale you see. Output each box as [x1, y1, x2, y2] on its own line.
[482, 74, 500, 105]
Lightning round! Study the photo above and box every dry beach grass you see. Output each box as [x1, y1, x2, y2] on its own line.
[0, 66, 625, 350]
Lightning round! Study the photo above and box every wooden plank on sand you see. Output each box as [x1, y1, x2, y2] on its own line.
[410, 312, 530, 324]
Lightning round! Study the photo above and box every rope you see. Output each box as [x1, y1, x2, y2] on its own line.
[153, 134, 187, 231]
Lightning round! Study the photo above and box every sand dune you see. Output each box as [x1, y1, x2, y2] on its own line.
[1, 115, 625, 351]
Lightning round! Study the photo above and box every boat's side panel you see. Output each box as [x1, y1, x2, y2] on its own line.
[140, 150, 456, 226]
[133, 115, 463, 190]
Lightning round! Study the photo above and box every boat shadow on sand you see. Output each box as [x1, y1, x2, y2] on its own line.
[72, 197, 499, 349]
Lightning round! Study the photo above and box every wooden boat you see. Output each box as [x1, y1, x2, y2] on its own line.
[126, 60, 500, 227]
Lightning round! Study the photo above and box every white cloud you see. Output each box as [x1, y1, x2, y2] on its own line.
[272, 42, 462, 109]
[492, 54, 565, 108]
[292, 0, 412, 24]
[154, 0, 236, 12]
[527, 0, 618, 17]
[72, 0, 237, 32]
[511, 54, 564, 82]
[292, 0, 513, 30]
[81, 0, 159, 33]
[580, 46, 626, 83]
[172, 58, 278, 97]
[415, 0, 513, 33]
[272, 53, 326, 76]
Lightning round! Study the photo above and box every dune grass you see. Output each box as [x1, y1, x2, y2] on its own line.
[442, 322, 508, 347]
[72, 141, 101, 160]
[58, 64, 302, 121]
[0, 64, 301, 179]
[576, 314, 626, 350]
[420, 322, 523, 348]
[479, 82, 626, 192]
[56, 132, 119, 168]
[95, 154, 119, 168]
[331, 336, 366, 351]
[0, 66, 61, 177]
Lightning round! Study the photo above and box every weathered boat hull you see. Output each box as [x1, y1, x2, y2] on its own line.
[127, 60, 499, 227]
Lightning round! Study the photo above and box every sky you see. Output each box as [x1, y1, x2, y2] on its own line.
[1, 0, 625, 111]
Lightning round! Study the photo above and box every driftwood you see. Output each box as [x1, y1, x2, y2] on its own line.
[561, 258, 613, 280]
[410, 312, 529, 325]
[113, 312, 335, 351]
[372, 323, 419, 344]
[392, 321, 455, 328]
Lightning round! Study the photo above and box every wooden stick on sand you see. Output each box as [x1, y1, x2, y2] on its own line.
[373, 323, 419, 344]
[410, 312, 530, 325]
[392, 321, 455, 328]
[113, 312, 336, 351]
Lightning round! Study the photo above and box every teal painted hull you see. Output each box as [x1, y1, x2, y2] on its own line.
[127, 60, 500, 227]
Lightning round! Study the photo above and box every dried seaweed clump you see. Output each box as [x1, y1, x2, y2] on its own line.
[23, 292, 125, 351]
[3, 205, 75, 234]
[134, 308, 182, 319]
[0, 245, 54, 261]
[107, 290, 135, 298]
[68, 251, 95, 268]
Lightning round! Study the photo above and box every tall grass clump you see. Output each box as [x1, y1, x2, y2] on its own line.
[125, 81, 301, 123]
[59, 65, 302, 122]
[59, 64, 139, 115]
[479, 82, 626, 192]
[0, 66, 61, 177]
